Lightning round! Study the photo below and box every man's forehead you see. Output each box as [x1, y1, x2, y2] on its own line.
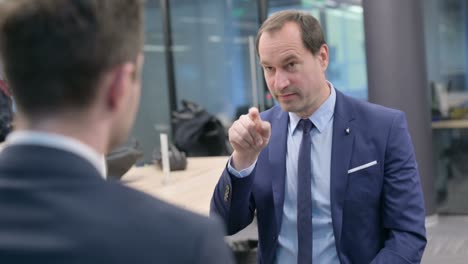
[259, 34, 304, 65]
[258, 23, 302, 50]
[260, 51, 301, 65]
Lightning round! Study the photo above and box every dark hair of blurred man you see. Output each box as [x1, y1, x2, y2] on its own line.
[0, 1, 232, 263]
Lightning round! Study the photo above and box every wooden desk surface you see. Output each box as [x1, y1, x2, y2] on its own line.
[121, 156, 228, 216]
[432, 119, 468, 129]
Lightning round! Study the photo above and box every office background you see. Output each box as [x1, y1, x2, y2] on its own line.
[131, 0, 468, 217]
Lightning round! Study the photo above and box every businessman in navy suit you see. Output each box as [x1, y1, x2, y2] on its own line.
[0, 1, 232, 263]
[211, 10, 426, 264]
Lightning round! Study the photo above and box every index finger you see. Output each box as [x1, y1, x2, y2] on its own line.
[248, 107, 261, 123]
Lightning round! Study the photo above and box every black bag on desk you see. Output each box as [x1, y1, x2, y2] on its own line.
[153, 143, 187, 171]
[106, 139, 143, 180]
[172, 100, 230, 157]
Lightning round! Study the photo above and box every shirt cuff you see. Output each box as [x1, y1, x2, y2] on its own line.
[227, 156, 257, 178]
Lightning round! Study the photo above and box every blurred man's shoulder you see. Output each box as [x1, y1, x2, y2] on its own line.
[86, 182, 231, 262]
[103, 181, 222, 234]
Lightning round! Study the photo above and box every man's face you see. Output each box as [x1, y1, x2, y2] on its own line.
[258, 22, 330, 118]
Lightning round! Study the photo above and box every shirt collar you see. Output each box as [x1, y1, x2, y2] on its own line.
[289, 81, 336, 135]
[5, 131, 107, 179]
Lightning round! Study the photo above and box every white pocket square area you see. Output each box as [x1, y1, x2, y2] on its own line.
[348, 160, 378, 174]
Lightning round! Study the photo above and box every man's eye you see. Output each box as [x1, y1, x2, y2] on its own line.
[287, 63, 296, 69]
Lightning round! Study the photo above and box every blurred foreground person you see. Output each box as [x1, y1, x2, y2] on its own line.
[0, 1, 232, 263]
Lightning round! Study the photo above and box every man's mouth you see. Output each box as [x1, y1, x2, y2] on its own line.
[277, 93, 296, 100]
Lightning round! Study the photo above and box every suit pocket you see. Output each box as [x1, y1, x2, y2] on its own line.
[345, 161, 382, 204]
[348, 160, 378, 174]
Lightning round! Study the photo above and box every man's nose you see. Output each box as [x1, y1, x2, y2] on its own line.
[274, 70, 290, 90]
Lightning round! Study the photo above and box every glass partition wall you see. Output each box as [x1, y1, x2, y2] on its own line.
[131, 0, 170, 163]
[425, 0, 468, 214]
[170, 0, 262, 125]
[133, 0, 263, 161]
[133, 0, 368, 162]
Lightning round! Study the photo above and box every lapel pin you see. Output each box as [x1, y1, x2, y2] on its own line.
[345, 128, 350, 135]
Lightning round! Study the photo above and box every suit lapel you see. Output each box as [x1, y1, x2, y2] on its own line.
[330, 90, 355, 249]
[269, 109, 289, 232]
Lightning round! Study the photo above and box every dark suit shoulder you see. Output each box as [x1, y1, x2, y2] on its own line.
[339, 91, 405, 127]
[103, 181, 217, 228]
[86, 182, 233, 263]
[353, 96, 401, 116]
[0, 146, 232, 263]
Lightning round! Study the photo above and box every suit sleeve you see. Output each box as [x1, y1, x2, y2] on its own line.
[210, 164, 257, 235]
[371, 112, 427, 264]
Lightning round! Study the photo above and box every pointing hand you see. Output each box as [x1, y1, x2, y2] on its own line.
[229, 107, 271, 170]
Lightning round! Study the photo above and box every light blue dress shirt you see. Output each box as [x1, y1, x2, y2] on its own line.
[229, 83, 339, 264]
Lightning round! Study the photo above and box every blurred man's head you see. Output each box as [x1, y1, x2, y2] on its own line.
[0, 0, 144, 152]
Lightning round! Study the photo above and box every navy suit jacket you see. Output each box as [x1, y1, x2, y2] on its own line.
[211, 90, 426, 264]
[0, 144, 232, 264]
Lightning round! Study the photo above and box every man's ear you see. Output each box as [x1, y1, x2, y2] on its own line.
[318, 44, 329, 70]
[106, 63, 135, 111]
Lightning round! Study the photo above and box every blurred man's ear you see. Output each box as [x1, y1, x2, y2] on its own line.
[106, 63, 136, 111]
[133, 53, 144, 81]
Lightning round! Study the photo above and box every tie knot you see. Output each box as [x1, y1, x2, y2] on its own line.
[298, 119, 313, 134]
